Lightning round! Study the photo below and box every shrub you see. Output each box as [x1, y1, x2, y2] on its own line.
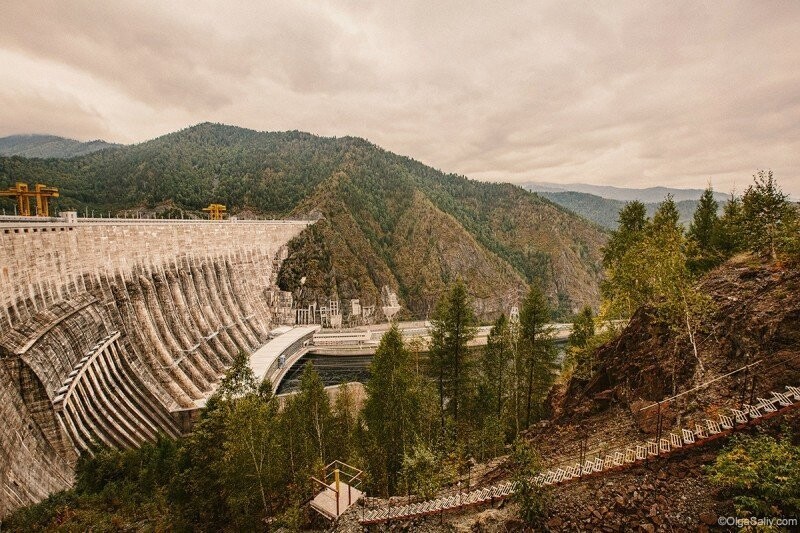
[705, 433, 800, 518]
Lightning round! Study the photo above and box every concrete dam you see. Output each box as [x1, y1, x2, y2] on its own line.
[0, 215, 311, 517]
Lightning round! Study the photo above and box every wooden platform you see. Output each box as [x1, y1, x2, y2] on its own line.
[310, 481, 363, 519]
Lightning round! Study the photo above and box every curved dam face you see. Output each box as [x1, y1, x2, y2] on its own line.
[0, 217, 310, 517]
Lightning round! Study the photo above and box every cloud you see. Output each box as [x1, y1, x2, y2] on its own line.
[1, 0, 798, 195]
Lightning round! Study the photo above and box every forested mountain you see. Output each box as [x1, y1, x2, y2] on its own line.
[539, 190, 709, 230]
[0, 123, 607, 319]
[524, 181, 730, 203]
[0, 134, 119, 159]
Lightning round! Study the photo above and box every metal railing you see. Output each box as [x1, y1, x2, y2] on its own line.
[359, 384, 800, 524]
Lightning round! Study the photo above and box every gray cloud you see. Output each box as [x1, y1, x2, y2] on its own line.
[1, 0, 798, 195]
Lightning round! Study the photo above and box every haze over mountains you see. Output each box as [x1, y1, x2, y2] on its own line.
[523, 181, 730, 203]
[0, 134, 119, 159]
[523, 181, 734, 229]
[0, 123, 606, 319]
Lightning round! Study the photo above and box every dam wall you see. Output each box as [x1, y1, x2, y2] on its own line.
[0, 217, 311, 517]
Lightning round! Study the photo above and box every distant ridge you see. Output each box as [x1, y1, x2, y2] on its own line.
[523, 181, 731, 203]
[536, 190, 713, 230]
[0, 134, 120, 159]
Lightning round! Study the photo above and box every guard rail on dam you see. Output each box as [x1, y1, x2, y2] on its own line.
[0, 215, 313, 517]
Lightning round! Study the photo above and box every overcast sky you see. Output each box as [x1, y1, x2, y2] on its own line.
[2, 1, 799, 195]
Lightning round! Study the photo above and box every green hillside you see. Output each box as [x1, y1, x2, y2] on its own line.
[539, 190, 710, 230]
[0, 123, 607, 319]
[0, 134, 119, 159]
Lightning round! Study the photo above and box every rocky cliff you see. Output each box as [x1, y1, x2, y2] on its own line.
[558, 254, 800, 421]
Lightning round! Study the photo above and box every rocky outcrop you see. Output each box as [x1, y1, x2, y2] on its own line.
[558, 255, 800, 422]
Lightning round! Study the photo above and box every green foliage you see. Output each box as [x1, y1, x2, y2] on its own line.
[566, 306, 596, 378]
[705, 433, 800, 518]
[280, 362, 333, 493]
[714, 194, 747, 256]
[602, 200, 648, 271]
[517, 285, 558, 429]
[481, 313, 513, 418]
[5, 439, 181, 532]
[429, 280, 478, 431]
[687, 187, 724, 273]
[399, 442, 445, 499]
[362, 325, 426, 495]
[510, 438, 549, 525]
[741, 170, 797, 260]
[604, 197, 690, 315]
[600, 196, 713, 376]
[216, 350, 262, 399]
[329, 384, 359, 463]
[219, 393, 281, 530]
[651, 194, 681, 230]
[568, 306, 595, 350]
[702, 173, 799, 262]
[688, 187, 719, 250]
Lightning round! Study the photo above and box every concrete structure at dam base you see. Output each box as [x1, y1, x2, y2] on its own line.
[0, 214, 311, 518]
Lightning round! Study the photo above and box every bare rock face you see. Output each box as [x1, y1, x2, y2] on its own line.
[629, 400, 677, 435]
[469, 508, 505, 532]
[279, 161, 607, 322]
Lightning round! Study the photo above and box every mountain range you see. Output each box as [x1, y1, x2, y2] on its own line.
[0, 134, 119, 159]
[522, 181, 733, 230]
[536, 191, 715, 230]
[0, 124, 607, 320]
[523, 181, 731, 203]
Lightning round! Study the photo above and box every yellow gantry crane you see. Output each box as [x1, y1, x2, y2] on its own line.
[202, 203, 226, 220]
[0, 182, 60, 216]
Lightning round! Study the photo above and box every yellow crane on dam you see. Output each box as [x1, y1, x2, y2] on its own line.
[0, 182, 60, 216]
[202, 203, 226, 220]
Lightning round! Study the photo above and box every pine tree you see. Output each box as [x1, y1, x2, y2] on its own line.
[741, 170, 795, 260]
[296, 362, 332, 463]
[362, 325, 422, 494]
[651, 194, 681, 233]
[482, 313, 512, 417]
[428, 280, 477, 434]
[279, 362, 333, 492]
[567, 306, 595, 377]
[687, 187, 722, 273]
[713, 194, 746, 256]
[602, 200, 648, 270]
[330, 384, 358, 463]
[568, 306, 595, 349]
[518, 285, 557, 429]
[510, 438, 549, 525]
[689, 187, 719, 250]
[602, 201, 649, 315]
